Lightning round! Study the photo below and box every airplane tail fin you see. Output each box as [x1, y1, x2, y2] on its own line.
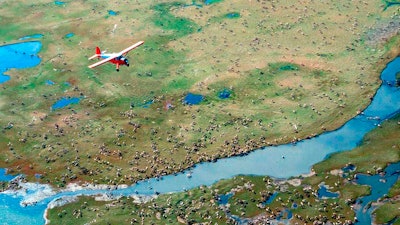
[95, 47, 101, 56]
[88, 46, 102, 60]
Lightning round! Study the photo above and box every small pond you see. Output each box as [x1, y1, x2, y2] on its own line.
[52, 97, 80, 110]
[218, 88, 231, 99]
[54, 1, 65, 6]
[108, 10, 118, 16]
[65, 33, 74, 38]
[184, 93, 204, 105]
[317, 185, 339, 199]
[226, 12, 240, 19]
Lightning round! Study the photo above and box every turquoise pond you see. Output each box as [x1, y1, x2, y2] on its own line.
[108, 10, 118, 16]
[0, 45, 399, 225]
[54, 1, 65, 6]
[45, 80, 55, 85]
[279, 64, 298, 71]
[65, 33, 74, 38]
[226, 12, 240, 18]
[204, 0, 222, 5]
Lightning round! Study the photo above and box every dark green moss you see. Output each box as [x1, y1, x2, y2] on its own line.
[151, 2, 201, 38]
[268, 62, 299, 73]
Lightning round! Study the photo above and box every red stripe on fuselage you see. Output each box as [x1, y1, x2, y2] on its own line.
[110, 58, 127, 66]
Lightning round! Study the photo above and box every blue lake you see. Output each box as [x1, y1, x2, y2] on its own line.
[184, 93, 203, 104]
[0, 42, 41, 84]
[0, 46, 399, 224]
[52, 97, 80, 110]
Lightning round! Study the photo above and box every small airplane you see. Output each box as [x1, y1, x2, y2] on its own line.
[88, 41, 144, 71]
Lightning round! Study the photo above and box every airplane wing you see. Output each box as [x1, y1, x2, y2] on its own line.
[88, 53, 119, 69]
[118, 41, 144, 56]
[88, 54, 100, 60]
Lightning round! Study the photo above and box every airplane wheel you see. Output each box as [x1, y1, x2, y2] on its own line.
[127, 64, 130, 67]
[116, 69, 120, 72]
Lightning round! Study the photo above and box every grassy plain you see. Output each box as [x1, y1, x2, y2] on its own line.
[0, 0, 399, 187]
[47, 115, 400, 224]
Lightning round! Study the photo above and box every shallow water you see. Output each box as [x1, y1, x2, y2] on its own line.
[217, 192, 233, 205]
[19, 34, 44, 41]
[45, 80, 55, 85]
[0, 45, 399, 224]
[0, 195, 46, 225]
[54, 1, 65, 6]
[354, 161, 400, 224]
[0, 169, 16, 182]
[317, 185, 339, 199]
[263, 192, 278, 205]
[226, 12, 240, 19]
[204, 0, 221, 5]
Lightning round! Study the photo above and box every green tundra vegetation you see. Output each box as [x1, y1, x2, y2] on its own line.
[0, 0, 399, 192]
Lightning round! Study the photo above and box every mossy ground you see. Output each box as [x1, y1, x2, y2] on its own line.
[0, 0, 399, 191]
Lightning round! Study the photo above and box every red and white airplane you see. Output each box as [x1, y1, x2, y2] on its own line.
[88, 41, 144, 71]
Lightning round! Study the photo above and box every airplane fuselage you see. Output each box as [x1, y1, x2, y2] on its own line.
[101, 54, 129, 71]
